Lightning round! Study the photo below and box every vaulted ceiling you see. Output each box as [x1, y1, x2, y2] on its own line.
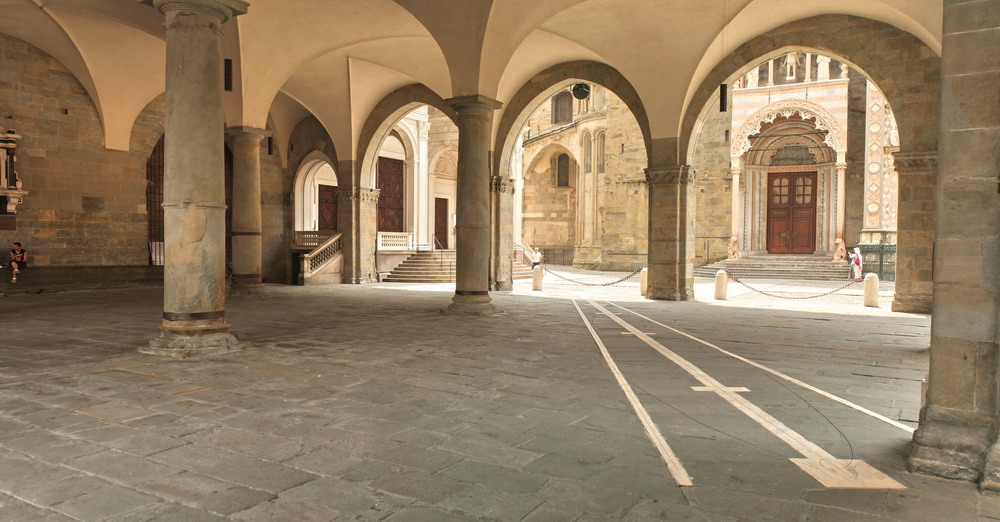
[0, 0, 942, 163]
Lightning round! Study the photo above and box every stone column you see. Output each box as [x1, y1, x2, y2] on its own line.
[491, 175, 514, 291]
[892, 152, 936, 313]
[338, 186, 379, 284]
[645, 166, 695, 300]
[140, 0, 248, 357]
[909, 0, 1000, 488]
[225, 126, 268, 287]
[835, 159, 847, 240]
[447, 95, 502, 313]
[729, 159, 742, 250]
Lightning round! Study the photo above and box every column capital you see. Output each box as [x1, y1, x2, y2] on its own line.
[892, 151, 937, 174]
[645, 165, 694, 185]
[446, 95, 503, 113]
[337, 187, 379, 203]
[140, 0, 249, 22]
[490, 176, 514, 194]
[225, 126, 270, 146]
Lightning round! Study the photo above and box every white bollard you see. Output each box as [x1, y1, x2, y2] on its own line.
[532, 266, 543, 291]
[640, 268, 648, 297]
[863, 272, 879, 307]
[714, 270, 728, 300]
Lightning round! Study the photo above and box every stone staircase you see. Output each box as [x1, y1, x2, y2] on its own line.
[694, 254, 852, 281]
[383, 250, 533, 283]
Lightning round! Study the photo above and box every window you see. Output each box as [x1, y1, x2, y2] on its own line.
[552, 91, 573, 124]
[556, 154, 570, 187]
[596, 133, 606, 173]
[583, 134, 592, 173]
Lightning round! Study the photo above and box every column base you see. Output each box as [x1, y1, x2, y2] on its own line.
[909, 405, 996, 486]
[645, 285, 694, 301]
[227, 283, 272, 299]
[494, 280, 512, 291]
[140, 323, 247, 359]
[892, 294, 932, 313]
[445, 293, 497, 315]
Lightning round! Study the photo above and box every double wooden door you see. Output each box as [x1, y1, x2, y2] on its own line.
[767, 172, 816, 254]
[377, 157, 404, 232]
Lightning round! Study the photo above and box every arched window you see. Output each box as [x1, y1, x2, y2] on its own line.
[556, 154, 570, 187]
[583, 134, 593, 173]
[596, 132, 606, 173]
[552, 91, 573, 124]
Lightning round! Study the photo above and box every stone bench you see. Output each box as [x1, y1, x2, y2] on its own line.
[0, 265, 163, 295]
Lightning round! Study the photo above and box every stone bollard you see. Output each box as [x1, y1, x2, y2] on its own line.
[714, 270, 728, 300]
[532, 265, 543, 291]
[640, 268, 648, 296]
[863, 273, 879, 307]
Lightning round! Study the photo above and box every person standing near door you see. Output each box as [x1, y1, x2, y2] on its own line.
[850, 247, 863, 282]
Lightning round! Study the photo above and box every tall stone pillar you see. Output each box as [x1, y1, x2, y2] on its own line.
[491, 175, 514, 291]
[909, 0, 1000, 488]
[339, 186, 379, 284]
[140, 0, 248, 357]
[729, 159, 742, 254]
[645, 166, 695, 300]
[225, 126, 268, 287]
[892, 152, 936, 313]
[447, 95, 502, 313]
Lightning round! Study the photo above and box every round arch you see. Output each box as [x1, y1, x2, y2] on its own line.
[292, 150, 339, 231]
[732, 98, 847, 162]
[680, 15, 940, 163]
[356, 84, 457, 189]
[494, 61, 652, 180]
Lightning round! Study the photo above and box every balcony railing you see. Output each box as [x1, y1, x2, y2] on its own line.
[301, 232, 343, 283]
[294, 230, 334, 249]
[377, 232, 414, 251]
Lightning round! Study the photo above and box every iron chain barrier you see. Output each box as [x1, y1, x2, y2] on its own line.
[726, 270, 859, 300]
[541, 265, 644, 287]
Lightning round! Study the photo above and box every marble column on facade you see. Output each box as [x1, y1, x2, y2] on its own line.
[908, 0, 1000, 488]
[140, 0, 248, 357]
[446, 95, 502, 313]
[645, 165, 695, 300]
[415, 121, 431, 249]
[835, 154, 847, 241]
[729, 158, 742, 258]
[225, 126, 268, 287]
[490, 175, 514, 291]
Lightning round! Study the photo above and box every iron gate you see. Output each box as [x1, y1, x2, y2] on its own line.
[857, 242, 896, 282]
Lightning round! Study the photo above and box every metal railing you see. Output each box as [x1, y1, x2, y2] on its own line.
[857, 242, 897, 282]
[294, 230, 334, 249]
[432, 235, 452, 272]
[377, 231, 414, 251]
[301, 232, 343, 281]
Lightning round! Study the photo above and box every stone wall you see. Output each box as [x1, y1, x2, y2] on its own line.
[519, 87, 648, 270]
[690, 96, 732, 265]
[0, 32, 162, 267]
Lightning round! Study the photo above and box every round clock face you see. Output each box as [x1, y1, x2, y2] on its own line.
[571, 83, 591, 100]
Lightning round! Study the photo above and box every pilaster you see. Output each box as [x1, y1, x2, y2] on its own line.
[491, 175, 515, 291]
[338, 187, 379, 284]
[892, 152, 936, 313]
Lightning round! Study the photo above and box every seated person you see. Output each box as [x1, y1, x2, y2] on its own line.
[9, 241, 26, 282]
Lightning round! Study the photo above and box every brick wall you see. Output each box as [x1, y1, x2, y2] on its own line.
[0, 32, 163, 267]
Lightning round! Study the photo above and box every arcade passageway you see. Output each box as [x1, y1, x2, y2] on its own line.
[0, 281, 991, 520]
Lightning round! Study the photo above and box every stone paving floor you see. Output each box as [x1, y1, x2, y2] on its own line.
[0, 269, 996, 521]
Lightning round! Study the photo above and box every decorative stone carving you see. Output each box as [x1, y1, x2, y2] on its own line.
[769, 144, 817, 166]
[727, 236, 741, 260]
[783, 52, 798, 80]
[490, 176, 514, 194]
[745, 68, 759, 88]
[732, 99, 846, 159]
[337, 187, 380, 202]
[833, 238, 847, 262]
[645, 166, 694, 185]
[0, 128, 28, 214]
[816, 55, 831, 81]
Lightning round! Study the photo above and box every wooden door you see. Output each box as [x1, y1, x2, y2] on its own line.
[318, 184, 338, 232]
[767, 172, 816, 254]
[434, 197, 448, 249]
[377, 157, 404, 232]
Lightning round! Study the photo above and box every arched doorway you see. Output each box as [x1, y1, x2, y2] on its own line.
[292, 153, 339, 234]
